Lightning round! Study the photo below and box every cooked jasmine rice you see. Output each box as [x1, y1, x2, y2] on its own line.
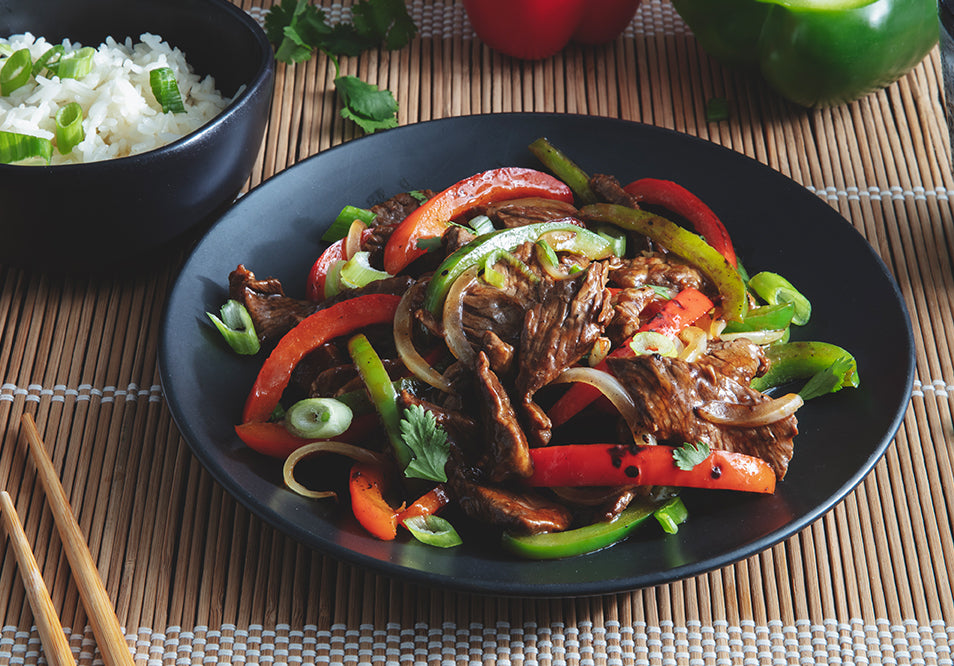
[0, 32, 230, 164]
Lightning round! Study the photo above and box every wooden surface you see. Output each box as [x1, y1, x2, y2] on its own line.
[1, 1, 952, 663]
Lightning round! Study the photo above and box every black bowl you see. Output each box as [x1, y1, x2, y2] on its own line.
[0, 0, 275, 272]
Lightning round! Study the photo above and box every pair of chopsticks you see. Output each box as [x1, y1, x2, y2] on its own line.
[0, 414, 135, 666]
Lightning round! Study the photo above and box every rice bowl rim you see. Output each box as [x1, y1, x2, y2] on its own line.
[0, 0, 275, 174]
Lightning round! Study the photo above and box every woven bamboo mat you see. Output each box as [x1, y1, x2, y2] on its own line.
[1, 0, 953, 663]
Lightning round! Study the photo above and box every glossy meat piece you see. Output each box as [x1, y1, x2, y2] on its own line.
[482, 197, 581, 228]
[450, 478, 573, 535]
[229, 264, 319, 345]
[606, 346, 796, 478]
[474, 351, 533, 482]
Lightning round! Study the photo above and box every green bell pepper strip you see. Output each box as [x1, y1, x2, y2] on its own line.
[721, 302, 795, 334]
[527, 137, 598, 205]
[322, 204, 377, 242]
[422, 220, 614, 314]
[581, 203, 747, 322]
[347, 333, 413, 469]
[501, 499, 661, 560]
[670, 0, 938, 108]
[750, 341, 859, 395]
[747, 271, 811, 326]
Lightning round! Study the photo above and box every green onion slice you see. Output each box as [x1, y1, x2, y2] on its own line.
[467, 214, 494, 236]
[628, 331, 677, 357]
[54, 102, 85, 155]
[0, 130, 53, 165]
[402, 515, 463, 548]
[32, 45, 65, 77]
[284, 398, 354, 439]
[654, 496, 688, 535]
[339, 251, 390, 289]
[149, 66, 186, 114]
[1, 48, 33, 95]
[55, 46, 94, 80]
[206, 300, 260, 355]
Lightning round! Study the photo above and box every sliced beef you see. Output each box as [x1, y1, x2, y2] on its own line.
[449, 478, 573, 535]
[703, 339, 769, 385]
[398, 390, 477, 449]
[605, 285, 663, 346]
[442, 224, 477, 254]
[606, 350, 796, 478]
[474, 351, 533, 482]
[607, 254, 711, 294]
[479, 330, 515, 376]
[590, 173, 640, 208]
[368, 190, 433, 227]
[482, 197, 581, 228]
[229, 265, 319, 345]
[322, 275, 415, 307]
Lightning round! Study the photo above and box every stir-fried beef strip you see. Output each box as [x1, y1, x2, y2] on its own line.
[606, 346, 797, 478]
[608, 254, 712, 294]
[479, 330, 515, 376]
[482, 197, 581, 228]
[605, 285, 666, 346]
[474, 351, 533, 482]
[229, 265, 319, 345]
[515, 261, 614, 446]
[368, 190, 434, 227]
[442, 225, 477, 254]
[703, 339, 770, 385]
[321, 275, 416, 307]
[450, 478, 574, 535]
[590, 173, 641, 208]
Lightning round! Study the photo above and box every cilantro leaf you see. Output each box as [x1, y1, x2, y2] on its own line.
[335, 75, 399, 134]
[798, 353, 857, 401]
[402, 514, 462, 548]
[265, 0, 332, 64]
[672, 442, 711, 471]
[400, 404, 449, 482]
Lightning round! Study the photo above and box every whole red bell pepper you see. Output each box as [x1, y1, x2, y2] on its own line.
[242, 294, 401, 424]
[548, 287, 713, 427]
[382, 167, 574, 275]
[623, 178, 737, 268]
[462, 0, 643, 60]
[527, 444, 777, 493]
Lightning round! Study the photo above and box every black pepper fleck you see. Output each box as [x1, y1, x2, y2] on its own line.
[711, 465, 722, 480]
[624, 465, 639, 478]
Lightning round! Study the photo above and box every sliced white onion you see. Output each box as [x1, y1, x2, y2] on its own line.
[697, 392, 804, 427]
[552, 366, 644, 440]
[394, 282, 454, 392]
[678, 325, 709, 362]
[719, 328, 789, 345]
[442, 265, 480, 366]
[283, 441, 388, 500]
[343, 219, 367, 260]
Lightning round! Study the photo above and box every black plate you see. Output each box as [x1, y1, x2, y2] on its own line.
[159, 113, 914, 597]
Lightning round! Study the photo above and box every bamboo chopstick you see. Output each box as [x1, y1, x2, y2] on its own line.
[0, 490, 76, 666]
[19, 413, 135, 666]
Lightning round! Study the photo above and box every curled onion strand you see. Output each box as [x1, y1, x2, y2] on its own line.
[697, 392, 804, 427]
[283, 441, 387, 500]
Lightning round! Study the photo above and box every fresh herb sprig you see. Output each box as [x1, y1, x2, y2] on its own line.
[400, 403, 450, 482]
[264, 0, 416, 133]
[673, 442, 711, 471]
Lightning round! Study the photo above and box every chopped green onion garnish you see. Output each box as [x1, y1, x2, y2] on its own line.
[149, 66, 186, 114]
[468, 214, 494, 236]
[595, 224, 627, 257]
[0, 44, 13, 57]
[629, 331, 677, 357]
[339, 251, 391, 289]
[322, 205, 377, 242]
[408, 190, 430, 203]
[32, 45, 64, 77]
[402, 514, 463, 548]
[54, 102, 84, 155]
[323, 259, 347, 299]
[55, 46, 94, 80]
[0, 130, 53, 165]
[206, 300, 260, 355]
[654, 497, 688, 534]
[1, 48, 33, 95]
[415, 236, 443, 252]
[284, 397, 353, 439]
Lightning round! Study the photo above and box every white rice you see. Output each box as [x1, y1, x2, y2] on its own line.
[0, 32, 231, 164]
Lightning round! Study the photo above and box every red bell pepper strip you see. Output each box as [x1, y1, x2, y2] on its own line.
[526, 444, 777, 493]
[241, 294, 401, 424]
[349, 463, 405, 540]
[306, 228, 376, 301]
[234, 414, 381, 459]
[623, 178, 737, 268]
[382, 167, 575, 275]
[396, 484, 451, 523]
[548, 287, 713, 427]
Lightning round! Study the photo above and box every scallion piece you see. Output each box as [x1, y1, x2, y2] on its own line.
[339, 251, 390, 289]
[322, 205, 377, 242]
[206, 300, 260, 355]
[467, 214, 494, 236]
[0, 130, 53, 165]
[149, 66, 186, 114]
[654, 497, 688, 535]
[1, 48, 33, 95]
[32, 45, 64, 77]
[54, 102, 84, 155]
[402, 515, 463, 548]
[55, 46, 94, 80]
[284, 398, 353, 439]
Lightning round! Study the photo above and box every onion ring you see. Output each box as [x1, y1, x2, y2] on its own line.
[283, 441, 387, 500]
[552, 366, 644, 441]
[697, 392, 804, 427]
[394, 282, 454, 392]
[442, 265, 480, 366]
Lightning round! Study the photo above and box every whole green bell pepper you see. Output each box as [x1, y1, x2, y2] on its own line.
[670, 0, 938, 108]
